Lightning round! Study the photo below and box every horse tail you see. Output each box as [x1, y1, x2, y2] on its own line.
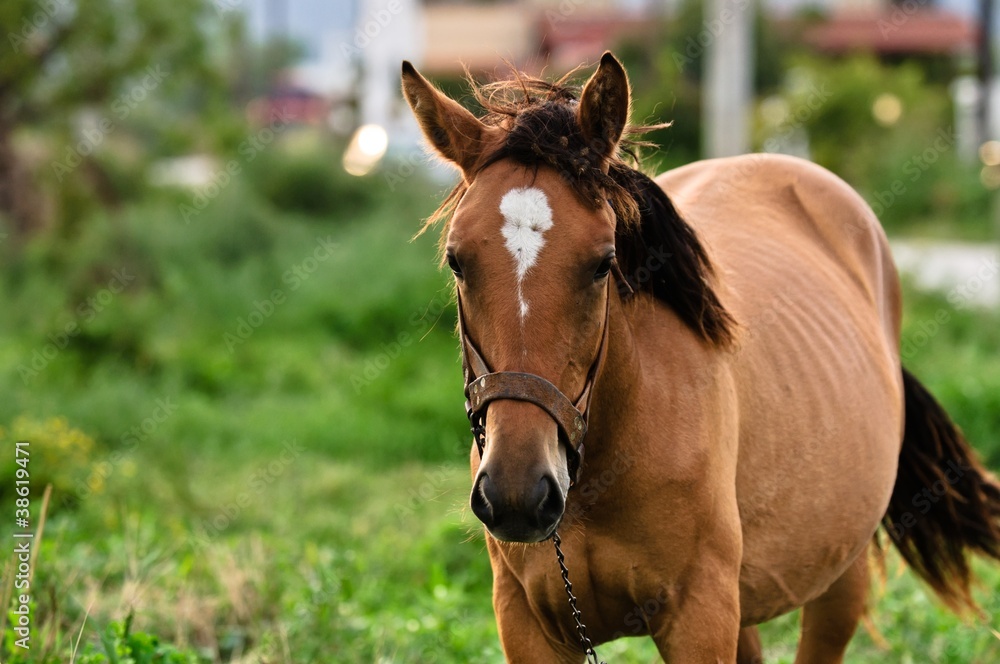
[881, 367, 1000, 611]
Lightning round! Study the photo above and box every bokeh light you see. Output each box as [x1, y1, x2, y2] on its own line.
[343, 123, 389, 176]
[980, 165, 1000, 189]
[760, 96, 790, 126]
[979, 140, 1000, 167]
[872, 93, 902, 126]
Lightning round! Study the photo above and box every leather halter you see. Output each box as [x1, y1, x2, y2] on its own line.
[457, 280, 612, 487]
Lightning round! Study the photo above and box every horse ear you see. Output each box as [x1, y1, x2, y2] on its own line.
[401, 61, 491, 177]
[577, 52, 630, 160]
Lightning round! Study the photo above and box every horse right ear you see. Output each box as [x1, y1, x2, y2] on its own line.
[401, 61, 493, 179]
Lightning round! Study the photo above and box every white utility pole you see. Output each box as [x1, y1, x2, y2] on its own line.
[703, 0, 754, 157]
[357, 0, 423, 133]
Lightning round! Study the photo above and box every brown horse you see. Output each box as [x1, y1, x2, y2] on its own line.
[401, 52, 1000, 663]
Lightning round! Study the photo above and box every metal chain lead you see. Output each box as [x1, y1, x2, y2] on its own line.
[552, 531, 605, 664]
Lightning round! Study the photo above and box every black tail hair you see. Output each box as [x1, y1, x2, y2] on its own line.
[882, 368, 1000, 611]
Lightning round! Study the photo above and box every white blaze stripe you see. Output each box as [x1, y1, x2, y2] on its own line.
[499, 187, 553, 319]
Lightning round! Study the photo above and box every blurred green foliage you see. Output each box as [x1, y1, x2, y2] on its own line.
[243, 138, 379, 217]
[0, 1, 997, 661]
[0, 0, 221, 231]
[763, 55, 993, 239]
[0, 0, 304, 237]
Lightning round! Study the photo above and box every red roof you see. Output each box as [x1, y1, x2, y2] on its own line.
[805, 10, 977, 55]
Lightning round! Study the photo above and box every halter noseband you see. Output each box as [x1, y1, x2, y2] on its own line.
[457, 280, 612, 487]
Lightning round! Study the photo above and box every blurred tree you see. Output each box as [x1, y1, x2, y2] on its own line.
[0, 0, 213, 233]
[224, 19, 305, 105]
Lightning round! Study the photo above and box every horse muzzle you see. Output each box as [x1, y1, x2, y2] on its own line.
[471, 468, 565, 543]
[464, 372, 585, 542]
[455, 284, 611, 543]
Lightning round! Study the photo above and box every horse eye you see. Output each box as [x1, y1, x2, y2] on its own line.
[594, 255, 614, 281]
[446, 253, 464, 279]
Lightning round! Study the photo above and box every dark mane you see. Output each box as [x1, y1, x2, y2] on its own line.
[426, 69, 736, 348]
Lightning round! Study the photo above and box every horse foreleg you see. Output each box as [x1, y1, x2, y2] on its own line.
[648, 555, 742, 664]
[493, 577, 585, 664]
[737, 626, 764, 664]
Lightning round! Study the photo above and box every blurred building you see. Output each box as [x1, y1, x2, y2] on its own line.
[804, 9, 976, 57]
[237, 0, 989, 160]
[420, 0, 664, 75]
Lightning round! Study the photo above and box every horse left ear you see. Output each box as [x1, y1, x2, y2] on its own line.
[401, 61, 493, 178]
[577, 52, 630, 161]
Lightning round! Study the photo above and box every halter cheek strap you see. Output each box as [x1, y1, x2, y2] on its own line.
[457, 282, 611, 487]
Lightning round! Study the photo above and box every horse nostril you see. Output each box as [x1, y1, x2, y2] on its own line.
[470, 473, 495, 526]
[535, 475, 564, 529]
[471, 472, 564, 538]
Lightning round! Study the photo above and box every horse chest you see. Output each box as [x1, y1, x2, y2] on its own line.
[493, 535, 682, 644]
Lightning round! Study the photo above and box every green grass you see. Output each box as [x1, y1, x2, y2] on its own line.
[11, 461, 999, 662]
[1, 156, 999, 662]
